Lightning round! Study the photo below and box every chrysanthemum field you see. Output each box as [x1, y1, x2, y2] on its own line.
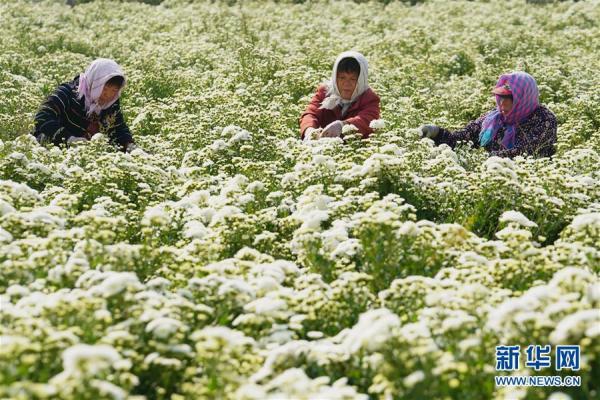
[0, 0, 598, 399]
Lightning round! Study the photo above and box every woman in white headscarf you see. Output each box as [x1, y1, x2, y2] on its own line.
[300, 51, 380, 140]
[33, 58, 136, 152]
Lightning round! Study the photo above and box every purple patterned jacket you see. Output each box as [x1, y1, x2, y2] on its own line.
[434, 105, 557, 158]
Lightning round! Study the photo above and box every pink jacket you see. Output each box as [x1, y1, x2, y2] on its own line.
[299, 85, 381, 139]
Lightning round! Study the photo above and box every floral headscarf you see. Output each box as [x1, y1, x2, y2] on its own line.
[479, 71, 540, 149]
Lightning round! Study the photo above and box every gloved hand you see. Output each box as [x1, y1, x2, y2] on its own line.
[321, 120, 344, 138]
[36, 133, 47, 144]
[303, 127, 322, 141]
[125, 142, 138, 153]
[420, 125, 440, 139]
[67, 136, 88, 145]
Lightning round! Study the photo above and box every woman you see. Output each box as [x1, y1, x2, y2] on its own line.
[32, 58, 136, 152]
[300, 51, 380, 140]
[421, 71, 557, 158]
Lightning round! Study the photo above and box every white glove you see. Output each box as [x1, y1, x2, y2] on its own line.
[321, 120, 344, 138]
[67, 136, 88, 145]
[125, 142, 138, 153]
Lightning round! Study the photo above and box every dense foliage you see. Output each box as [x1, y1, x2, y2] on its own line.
[0, 0, 598, 399]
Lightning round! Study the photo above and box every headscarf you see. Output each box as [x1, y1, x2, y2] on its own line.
[320, 51, 370, 111]
[77, 58, 126, 117]
[479, 71, 539, 149]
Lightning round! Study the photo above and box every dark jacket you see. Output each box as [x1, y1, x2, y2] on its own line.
[435, 105, 557, 158]
[299, 85, 380, 139]
[32, 76, 133, 149]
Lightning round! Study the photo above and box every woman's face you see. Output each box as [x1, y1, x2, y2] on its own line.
[336, 71, 359, 100]
[498, 95, 513, 116]
[99, 84, 121, 106]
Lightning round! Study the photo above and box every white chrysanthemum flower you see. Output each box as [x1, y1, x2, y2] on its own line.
[307, 331, 324, 339]
[266, 191, 284, 202]
[484, 156, 518, 180]
[587, 283, 600, 304]
[0, 335, 30, 351]
[64, 165, 85, 177]
[90, 380, 127, 400]
[29, 162, 52, 175]
[210, 205, 242, 226]
[547, 393, 572, 400]
[0, 227, 13, 243]
[8, 152, 26, 161]
[0, 199, 16, 216]
[244, 297, 287, 315]
[495, 226, 532, 240]
[90, 272, 142, 297]
[403, 370, 425, 388]
[61, 344, 121, 375]
[499, 211, 538, 228]
[146, 277, 171, 291]
[24, 209, 65, 227]
[299, 209, 329, 231]
[321, 220, 349, 252]
[339, 308, 401, 353]
[312, 154, 331, 166]
[146, 317, 183, 339]
[197, 207, 216, 225]
[379, 143, 403, 155]
[230, 129, 252, 143]
[209, 139, 228, 151]
[359, 153, 395, 176]
[570, 212, 600, 231]
[247, 181, 265, 193]
[90, 133, 106, 142]
[223, 125, 252, 143]
[369, 119, 385, 129]
[3, 181, 40, 200]
[6, 284, 29, 297]
[185, 190, 211, 204]
[342, 123, 358, 134]
[94, 309, 111, 322]
[142, 206, 171, 226]
[549, 309, 600, 344]
[398, 221, 421, 237]
[183, 220, 209, 239]
[63, 254, 90, 275]
[331, 239, 361, 259]
[238, 193, 255, 206]
[191, 326, 255, 348]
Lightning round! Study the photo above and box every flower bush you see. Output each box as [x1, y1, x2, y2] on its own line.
[0, 0, 598, 399]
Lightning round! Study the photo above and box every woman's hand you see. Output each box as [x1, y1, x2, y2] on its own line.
[420, 125, 440, 139]
[321, 120, 344, 138]
[125, 142, 137, 152]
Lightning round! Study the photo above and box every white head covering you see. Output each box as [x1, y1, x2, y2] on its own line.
[77, 58, 126, 116]
[320, 51, 369, 110]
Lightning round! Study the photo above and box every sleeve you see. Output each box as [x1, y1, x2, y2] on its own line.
[434, 114, 486, 149]
[343, 91, 380, 138]
[33, 86, 73, 145]
[299, 85, 327, 139]
[109, 101, 134, 149]
[491, 109, 557, 158]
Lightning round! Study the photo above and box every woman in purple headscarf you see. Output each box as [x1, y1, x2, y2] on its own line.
[420, 71, 557, 158]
